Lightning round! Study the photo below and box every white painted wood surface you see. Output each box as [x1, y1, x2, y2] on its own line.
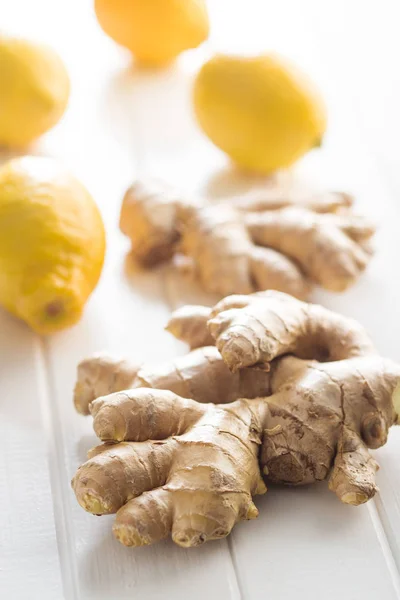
[2, 1, 400, 598]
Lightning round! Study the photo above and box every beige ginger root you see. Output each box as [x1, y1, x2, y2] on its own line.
[74, 346, 271, 416]
[73, 291, 400, 548]
[119, 179, 375, 298]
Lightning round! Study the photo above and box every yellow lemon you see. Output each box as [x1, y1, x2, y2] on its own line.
[193, 54, 327, 174]
[94, 0, 209, 66]
[0, 36, 70, 147]
[0, 157, 106, 334]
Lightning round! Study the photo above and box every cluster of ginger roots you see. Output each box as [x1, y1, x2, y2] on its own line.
[72, 291, 400, 549]
[119, 178, 375, 298]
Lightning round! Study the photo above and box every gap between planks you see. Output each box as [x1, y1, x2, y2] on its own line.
[369, 499, 400, 597]
[286, 2, 400, 589]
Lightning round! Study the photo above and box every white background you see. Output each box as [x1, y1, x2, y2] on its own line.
[1, 1, 400, 599]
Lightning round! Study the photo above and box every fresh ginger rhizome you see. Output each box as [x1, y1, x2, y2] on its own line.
[72, 291, 400, 548]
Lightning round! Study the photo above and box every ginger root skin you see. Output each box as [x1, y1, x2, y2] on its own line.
[120, 179, 375, 298]
[74, 354, 140, 415]
[74, 345, 272, 417]
[165, 304, 214, 349]
[72, 291, 399, 549]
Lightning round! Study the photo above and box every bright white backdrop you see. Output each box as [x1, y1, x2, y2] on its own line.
[2, 1, 400, 599]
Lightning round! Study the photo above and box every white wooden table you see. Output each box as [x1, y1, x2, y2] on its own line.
[2, 1, 400, 598]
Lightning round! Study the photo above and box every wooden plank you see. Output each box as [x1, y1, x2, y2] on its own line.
[290, 1, 400, 582]
[42, 160, 241, 600]
[0, 310, 63, 598]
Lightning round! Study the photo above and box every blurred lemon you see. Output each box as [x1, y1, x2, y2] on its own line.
[0, 157, 106, 334]
[193, 54, 327, 173]
[94, 0, 209, 65]
[0, 36, 70, 147]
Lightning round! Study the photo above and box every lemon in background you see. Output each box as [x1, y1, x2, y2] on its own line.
[193, 53, 327, 174]
[0, 36, 70, 147]
[0, 157, 106, 334]
[94, 0, 209, 66]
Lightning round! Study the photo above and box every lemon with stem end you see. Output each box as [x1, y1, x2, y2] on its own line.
[0, 157, 106, 334]
[193, 53, 327, 174]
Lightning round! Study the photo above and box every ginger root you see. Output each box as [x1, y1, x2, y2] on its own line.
[74, 345, 271, 416]
[72, 291, 400, 548]
[119, 179, 375, 298]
